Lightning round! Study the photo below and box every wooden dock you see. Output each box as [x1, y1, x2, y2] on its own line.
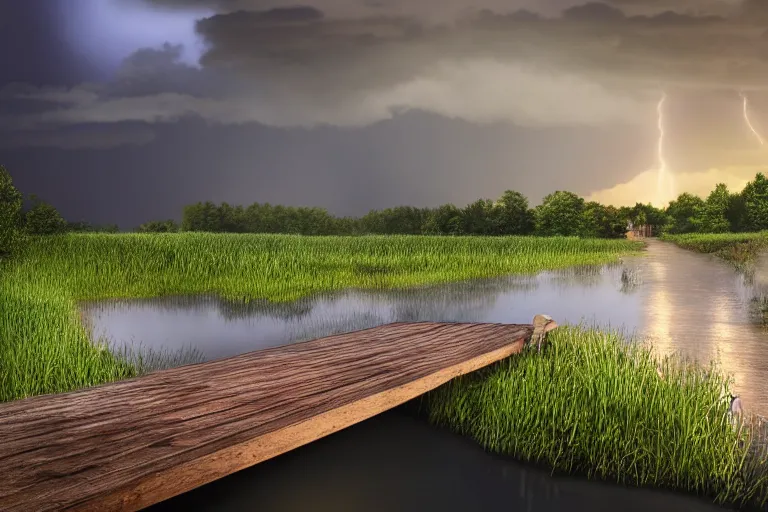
[0, 321, 533, 512]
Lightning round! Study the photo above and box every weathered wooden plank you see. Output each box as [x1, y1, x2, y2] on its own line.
[0, 321, 532, 512]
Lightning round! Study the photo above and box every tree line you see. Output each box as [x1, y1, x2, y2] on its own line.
[168, 190, 636, 238]
[168, 174, 768, 237]
[4, 163, 768, 258]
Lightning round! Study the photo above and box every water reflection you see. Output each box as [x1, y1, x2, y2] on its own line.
[81, 263, 637, 364]
[634, 241, 768, 417]
[83, 240, 768, 416]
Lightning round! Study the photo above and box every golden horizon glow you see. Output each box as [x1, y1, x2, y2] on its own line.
[585, 166, 757, 208]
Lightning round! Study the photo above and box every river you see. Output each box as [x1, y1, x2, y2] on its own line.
[81, 240, 768, 511]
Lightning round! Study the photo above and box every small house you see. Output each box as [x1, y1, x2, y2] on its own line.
[626, 221, 652, 239]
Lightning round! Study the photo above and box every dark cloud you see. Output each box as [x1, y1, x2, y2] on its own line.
[248, 6, 324, 23]
[562, 2, 626, 21]
[135, 0, 740, 18]
[562, 2, 725, 23]
[602, 0, 737, 15]
[629, 10, 724, 23]
[109, 44, 216, 97]
[3, 0, 767, 145]
[0, 123, 156, 150]
[741, 0, 768, 19]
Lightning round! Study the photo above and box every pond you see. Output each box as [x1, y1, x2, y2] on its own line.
[81, 240, 768, 511]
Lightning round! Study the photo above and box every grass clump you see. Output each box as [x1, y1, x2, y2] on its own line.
[0, 233, 641, 402]
[661, 232, 768, 270]
[421, 325, 768, 510]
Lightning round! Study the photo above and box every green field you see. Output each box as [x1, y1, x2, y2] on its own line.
[421, 326, 768, 509]
[0, 232, 641, 402]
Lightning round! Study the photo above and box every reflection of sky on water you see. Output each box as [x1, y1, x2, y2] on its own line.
[83, 240, 768, 416]
[82, 264, 641, 361]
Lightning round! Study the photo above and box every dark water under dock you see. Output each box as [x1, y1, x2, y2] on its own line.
[146, 408, 729, 512]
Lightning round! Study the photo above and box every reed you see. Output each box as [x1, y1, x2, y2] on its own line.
[420, 325, 768, 510]
[661, 232, 768, 268]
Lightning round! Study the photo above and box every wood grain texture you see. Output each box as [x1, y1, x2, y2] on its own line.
[0, 321, 532, 512]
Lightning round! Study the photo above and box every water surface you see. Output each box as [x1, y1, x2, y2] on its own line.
[83, 240, 768, 415]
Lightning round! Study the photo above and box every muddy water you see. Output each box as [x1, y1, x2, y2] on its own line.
[82, 240, 768, 512]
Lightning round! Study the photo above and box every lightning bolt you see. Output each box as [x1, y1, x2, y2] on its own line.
[657, 92, 667, 176]
[655, 92, 673, 206]
[741, 91, 765, 146]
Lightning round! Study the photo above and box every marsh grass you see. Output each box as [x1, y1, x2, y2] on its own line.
[661, 232, 768, 270]
[0, 233, 641, 402]
[420, 325, 768, 510]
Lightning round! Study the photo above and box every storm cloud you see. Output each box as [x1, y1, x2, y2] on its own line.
[5, 0, 768, 144]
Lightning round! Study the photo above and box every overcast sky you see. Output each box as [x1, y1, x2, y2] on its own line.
[2, 0, 768, 227]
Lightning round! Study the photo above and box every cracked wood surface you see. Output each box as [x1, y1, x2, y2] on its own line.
[0, 321, 532, 512]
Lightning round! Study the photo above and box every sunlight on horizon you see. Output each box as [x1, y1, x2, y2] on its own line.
[585, 166, 758, 208]
[654, 167, 676, 208]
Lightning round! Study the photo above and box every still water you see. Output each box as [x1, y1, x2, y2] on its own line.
[146, 408, 726, 512]
[82, 240, 768, 511]
[83, 240, 768, 415]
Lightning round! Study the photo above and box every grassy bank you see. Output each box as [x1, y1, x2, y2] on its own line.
[421, 326, 768, 510]
[0, 232, 641, 402]
[661, 232, 768, 269]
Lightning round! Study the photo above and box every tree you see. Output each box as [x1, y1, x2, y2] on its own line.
[664, 193, 705, 234]
[461, 199, 496, 235]
[218, 202, 246, 232]
[742, 172, 768, 231]
[534, 191, 585, 236]
[181, 201, 221, 232]
[627, 202, 666, 234]
[698, 183, 730, 233]
[494, 190, 534, 235]
[422, 204, 463, 235]
[643, 204, 668, 234]
[24, 195, 67, 235]
[582, 202, 626, 238]
[0, 165, 23, 256]
[726, 191, 748, 232]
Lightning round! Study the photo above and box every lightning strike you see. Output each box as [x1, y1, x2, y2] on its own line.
[655, 92, 673, 206]
[741, 91, 765, 146]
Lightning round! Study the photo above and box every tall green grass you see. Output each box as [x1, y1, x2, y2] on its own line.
[420, 326, 768, 509]
[0, 233, 641, 402]
[661, 232, 768, 269]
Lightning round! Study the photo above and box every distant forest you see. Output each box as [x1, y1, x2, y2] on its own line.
[4, 164, 768, 240]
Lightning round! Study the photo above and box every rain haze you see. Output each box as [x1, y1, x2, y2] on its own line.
[2, 0, 768, 227]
